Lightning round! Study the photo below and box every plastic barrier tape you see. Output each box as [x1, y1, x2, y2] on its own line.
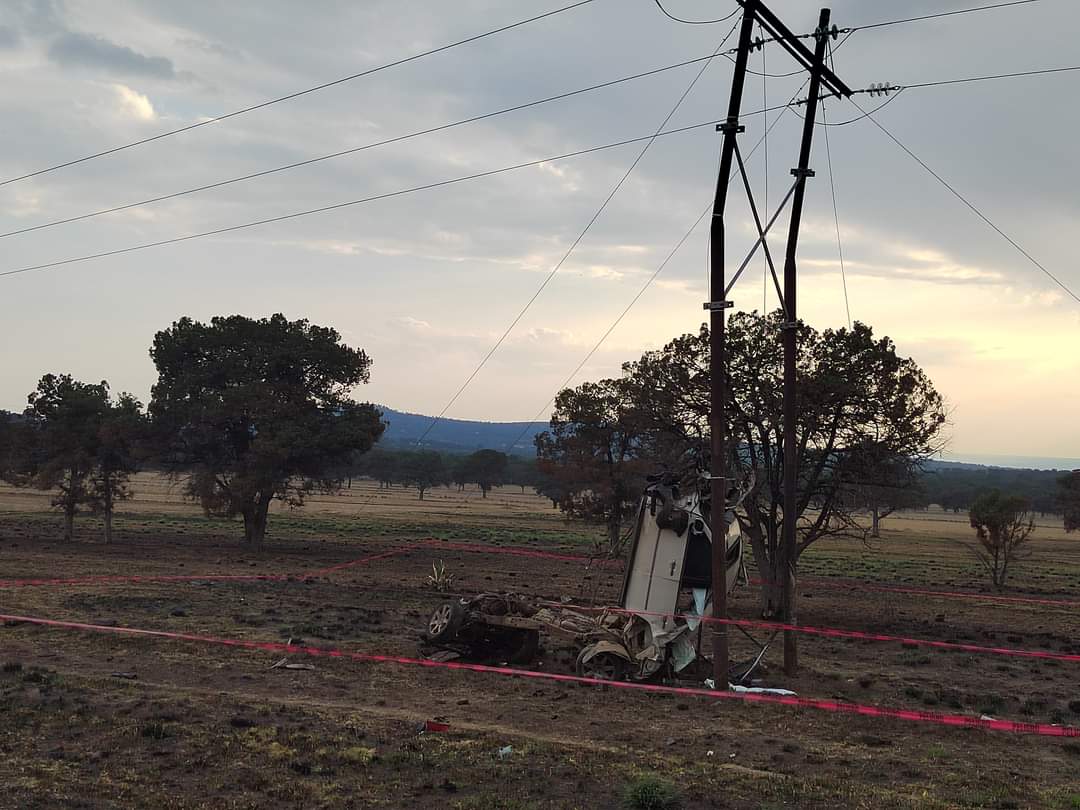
[1, 612, 1076, 737]
[786, 577, 1080, 608]
[568, 605, 1080, 663]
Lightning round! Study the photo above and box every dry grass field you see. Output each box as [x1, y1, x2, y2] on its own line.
[1, 474, 1078, 809]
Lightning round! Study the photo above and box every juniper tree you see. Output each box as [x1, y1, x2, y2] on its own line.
[150, 314, 384, 546]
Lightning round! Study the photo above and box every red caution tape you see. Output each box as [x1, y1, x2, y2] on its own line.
[567, 605, 1080, 663]
[422, 539, 621, 567]
[423, 540, 1078, 608]
[780, 577, 1080, 609]
[1, 612, 1076, 738]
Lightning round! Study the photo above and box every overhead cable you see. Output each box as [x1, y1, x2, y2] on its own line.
[852, 98, 1080, 305]
[510, 202, 713, 453]
[750, 0, 1040, 50]
[0, 119, 747, 280]
[0, 0, 598, 187]
[653, 0, 739, 25]
[510, 70, 817, 450]
[413, 20, 741, 447]
[0, 52, 744, 241]
[820, 102, 851, 328]
[904, 64, 1080, 89]
[796, 63, 1080, 126]
[846, 0, 1039, 32]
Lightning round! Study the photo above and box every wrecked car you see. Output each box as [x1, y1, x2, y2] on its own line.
[422, 473, 750, 682]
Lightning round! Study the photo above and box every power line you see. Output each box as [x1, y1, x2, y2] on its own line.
[653, 0, 738, 25]
[743, 0, 1039, 51]
[820, 102, 851, 328]
[0, 52, 740, 242]
[0, 120, 729, 280]
[511, 70, 816, 450]
[851, 97, 1080, 305]
[812, 63, 1080, 103]
[1, 100, 803, 281]
[847, 0, 1039, 32]
[904, 64, 1080, 89]
[0, 0, 598, 188]
[792, 88, 905, 126]
[508, 203, 713, 454]
[797, 62, 1080, 126]
[413, 20, 741, 448]
[722, 52, 802, 79]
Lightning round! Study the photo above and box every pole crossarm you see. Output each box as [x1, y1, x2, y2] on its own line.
[736, 0, 853, 99]
[721, 179, 795, 301]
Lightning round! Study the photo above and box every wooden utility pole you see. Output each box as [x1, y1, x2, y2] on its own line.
[779, 7, 833, 676]
[708, 1, 850, 685]
[708, 3, 758, 688]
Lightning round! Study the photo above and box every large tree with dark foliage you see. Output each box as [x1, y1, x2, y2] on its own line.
[536, 377, 652, 551]
[1060, 470, 1080, 533]
[621, 312, 946, 616]
[150, 314, 384, 546]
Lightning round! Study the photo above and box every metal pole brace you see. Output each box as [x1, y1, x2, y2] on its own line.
[790, 167, 815, 179]
[717, 119, 745, 134]
[703, 300, 734, 311]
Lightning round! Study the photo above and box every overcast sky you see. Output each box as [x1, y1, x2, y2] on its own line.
[0, 0, 1077, 460]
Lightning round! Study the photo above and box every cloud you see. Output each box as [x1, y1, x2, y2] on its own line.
[112, 84, 156, 121]
[0, 25, 20, 49]
[394, 316, 431, 332]
[586, 265, 624, 281]
[523, 326, 576, 345]
[802, 257, 1004, 285]
[176, 36, 244, 61]
[3, 189, 42, 218]
[48, 31, 176, 79]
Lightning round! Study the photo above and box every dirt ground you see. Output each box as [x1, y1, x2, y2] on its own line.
[1, 476, 1079, 809]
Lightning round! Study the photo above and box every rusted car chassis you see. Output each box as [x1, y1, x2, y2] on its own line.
[423, 593, 701, 681]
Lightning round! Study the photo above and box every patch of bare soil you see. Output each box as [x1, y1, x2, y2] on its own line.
[1, 514, 1079, 808]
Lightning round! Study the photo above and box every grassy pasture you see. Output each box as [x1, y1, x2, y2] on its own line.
[0, 474, 1078, 808]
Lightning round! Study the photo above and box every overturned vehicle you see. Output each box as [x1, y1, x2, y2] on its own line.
[422, 474, 751, 682]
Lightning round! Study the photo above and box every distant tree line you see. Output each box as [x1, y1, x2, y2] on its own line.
[344, 447, 561, 502]
[920, 466, 1068, 516]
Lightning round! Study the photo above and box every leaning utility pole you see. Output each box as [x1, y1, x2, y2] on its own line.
[708, 6, 757, 689]
[779, 7, 834, 676]
[708, 1, 850, 685]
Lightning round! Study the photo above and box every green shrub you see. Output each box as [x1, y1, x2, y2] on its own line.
[622, 776, 682, 810]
